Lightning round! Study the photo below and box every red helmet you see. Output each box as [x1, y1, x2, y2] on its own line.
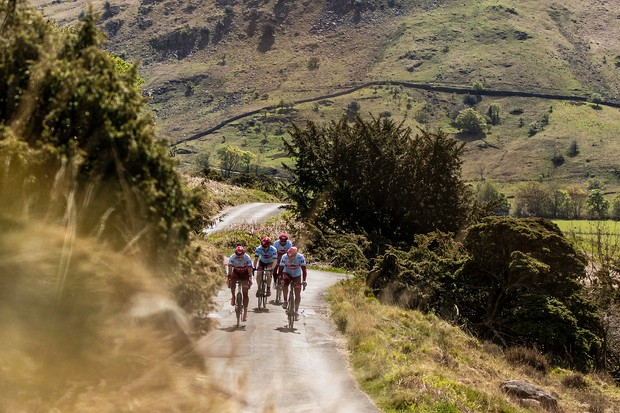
[261, 237, 271, 247]
[235, 245, 245, 256]
[287, 246, 298, 257]
[279, 233, 288, 241]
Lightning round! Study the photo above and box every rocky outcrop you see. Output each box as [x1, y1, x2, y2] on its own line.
[149, 27, 211, 60]
[500, 380, 559, 412]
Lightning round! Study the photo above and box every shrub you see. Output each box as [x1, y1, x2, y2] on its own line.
[505, 346, 550, 374]
[307, 56, 320, 70]
[561, 373, 588, 389]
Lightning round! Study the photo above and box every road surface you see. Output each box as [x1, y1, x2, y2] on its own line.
[197, 203, 378, 413]
[204, 202, 287, 234]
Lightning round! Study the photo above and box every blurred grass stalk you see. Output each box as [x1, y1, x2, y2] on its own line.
[0, 143, 232, 412]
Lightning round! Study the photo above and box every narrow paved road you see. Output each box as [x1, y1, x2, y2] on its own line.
[197, 203, 378, 413]
[204, 203, 286, 234]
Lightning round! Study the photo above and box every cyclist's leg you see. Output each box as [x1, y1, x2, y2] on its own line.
[265, 264, 273, 295]
[241, 274, 250, 320]
[281, 272, 291, 308]
[256, 262, 264, 297]
[229, 273, 238, 306]
[293, 277, 302, 313]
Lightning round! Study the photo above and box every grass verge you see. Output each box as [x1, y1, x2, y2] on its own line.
[327, 277, 620, 412]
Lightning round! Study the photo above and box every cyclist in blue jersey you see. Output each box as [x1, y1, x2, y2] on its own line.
[273, 233, 293, 288]
[227, 245, 253, 321]
[253, 237, 278, 297]
[279, 247, 307, 320]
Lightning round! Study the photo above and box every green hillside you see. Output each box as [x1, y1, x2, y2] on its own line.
[32, 0, 620, 193]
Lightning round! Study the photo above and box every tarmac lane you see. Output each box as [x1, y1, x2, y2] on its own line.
[196, 269, 379, 413]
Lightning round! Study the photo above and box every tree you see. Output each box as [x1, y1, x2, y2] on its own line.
[568, 140, 580, 157]
[611, 196, 620, 220]
[241, 150, 256, 173]
[217, 145, 242, 177]
[475, 180, 509, 216]
[455, 108, 487, 135]
[195, 152, 211, 176]
[514, 182, 552, 217]
[566, 185, 588, 219]
[487, 104, 501, 125]
[586, 189, 610, 219]
[283, 115, 472, 245]
[346, 100, 360, 121]
[460, 217, 602, 370]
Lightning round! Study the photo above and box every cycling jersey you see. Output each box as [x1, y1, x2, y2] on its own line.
[254, 245, 277, 263]
[228, 253, 252, 272]
[279, 253, 306, 277]
[274, 239, 293, 254]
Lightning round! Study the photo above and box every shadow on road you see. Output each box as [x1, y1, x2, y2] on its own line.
[218, 325, 247, 333]
[275, 326, 299, 334]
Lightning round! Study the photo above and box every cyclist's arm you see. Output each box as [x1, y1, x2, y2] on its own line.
[302, 266, 307, 282]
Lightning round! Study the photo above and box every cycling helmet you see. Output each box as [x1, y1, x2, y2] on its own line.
[279, 233, 288, 241]
[261, 236, 271, 247]
[235, 245, 245, 256]
[287, 246, 298, 257]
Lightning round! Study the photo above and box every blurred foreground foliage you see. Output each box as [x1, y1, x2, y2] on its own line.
[0, 3, 227, 410]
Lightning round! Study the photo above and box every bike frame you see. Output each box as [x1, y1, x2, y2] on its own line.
[286, 278, 304, 330]
[235, 279, 244, 327]
[257, 267, 271, 310]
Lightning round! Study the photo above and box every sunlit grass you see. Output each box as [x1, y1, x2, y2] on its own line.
[328, 277, 620, 412]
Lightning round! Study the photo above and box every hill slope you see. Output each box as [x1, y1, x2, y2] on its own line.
[31, 0, 620, 192]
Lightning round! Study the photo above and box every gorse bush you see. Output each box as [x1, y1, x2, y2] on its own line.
[368, 217, 603, 371]
[0, 4, 204, 269]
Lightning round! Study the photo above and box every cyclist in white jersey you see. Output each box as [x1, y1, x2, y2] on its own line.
[279, 247, 307, 320]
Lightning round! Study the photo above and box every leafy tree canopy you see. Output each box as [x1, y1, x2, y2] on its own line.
[283, 115, 472, 245]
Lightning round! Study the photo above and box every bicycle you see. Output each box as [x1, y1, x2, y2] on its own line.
[234, 279, 244, 328]
[285, 279, 306, 330]
[256, 267, 272, 311]
[274, 275, 283, 304]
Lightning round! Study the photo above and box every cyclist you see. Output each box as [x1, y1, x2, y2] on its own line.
[273, 233, 293, 288]
[227, 245, 253, 322]
[279, 247, 307, 320]
[253, 237, 277, 297]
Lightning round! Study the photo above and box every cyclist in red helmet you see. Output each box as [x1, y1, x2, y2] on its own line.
[273, 233, 293, 288]
[253, 236, 277, 297]
[227, 245, 253, 321]
[279, 246, 307, 320]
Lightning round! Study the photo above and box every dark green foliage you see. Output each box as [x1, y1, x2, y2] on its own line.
[304, 223, 370, 270]
[460, 217, 602, 370]
[283, 115, 471, 245]
[368, 217, 603, 370]
[0, 6, 204, 270]
[487, 104, 501, 125]
[366, 231, 468, 314]
[474, 180, 510, 216]
[568, 139, 580, 157]
[455, 108, 487, 135]
[346, 100, 360, 121]
[552, 152, 565, 167]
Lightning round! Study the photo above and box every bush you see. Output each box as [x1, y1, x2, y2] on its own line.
[505, 346, 550, 374]
[561, 373, 588, 389]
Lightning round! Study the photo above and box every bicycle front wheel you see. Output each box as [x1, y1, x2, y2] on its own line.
[287, 290, 295, 330]
[236, 291, 243, 327]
